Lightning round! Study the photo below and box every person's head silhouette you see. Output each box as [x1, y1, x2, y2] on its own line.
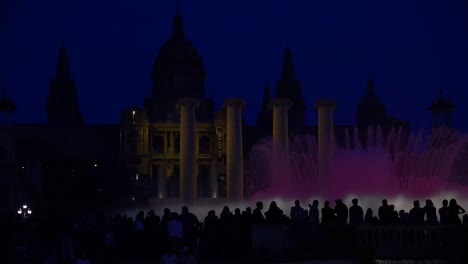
[256, 201, 263, 210]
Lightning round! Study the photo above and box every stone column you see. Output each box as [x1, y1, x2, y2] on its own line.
[177, 98, 199, 204]
[210, 159, 218, 198]
[223, 98, 246, 202]
[157, 161, 166, 198]
[269, 99, 293, 189]
[313, 99, 337, 189]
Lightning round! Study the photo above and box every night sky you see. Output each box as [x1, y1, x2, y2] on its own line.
[1, 0, 467, 131]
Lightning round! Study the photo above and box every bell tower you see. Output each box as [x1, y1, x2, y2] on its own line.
[275, 46, 306, 134]
[428, 88, 455, 128]
[46, 42, 83, 126]
[0, 78, 18, 215]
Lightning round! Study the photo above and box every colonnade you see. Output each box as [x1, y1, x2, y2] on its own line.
[156, 97, 336, 203]
[173, 98, 245, 204]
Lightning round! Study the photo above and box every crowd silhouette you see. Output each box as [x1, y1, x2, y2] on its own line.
[5, 198, 468, 263]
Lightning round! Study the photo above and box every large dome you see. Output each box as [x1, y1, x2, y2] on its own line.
[151, 11, 205, 79]
[152, 36, 204, 75]
[150, 11, 206, 102]
[356, 77, 388, 126]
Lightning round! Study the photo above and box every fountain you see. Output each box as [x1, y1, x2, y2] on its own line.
[246, 126, 468, 202]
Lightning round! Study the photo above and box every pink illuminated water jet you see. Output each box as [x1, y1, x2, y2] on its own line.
[246, 127, 468, 201]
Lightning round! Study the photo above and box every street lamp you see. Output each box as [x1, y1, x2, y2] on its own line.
[17, 204, 32, 218]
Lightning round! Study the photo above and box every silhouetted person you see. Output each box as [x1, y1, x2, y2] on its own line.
[448, 199, 465, 225]
[233, 208, 242, 223]
[307, 200, 320, 224]
[180, 206, 199, 251]
[252, 201, 265, 224]
[365, 208, 378, 224]
[167, 212, 183, 255]
[321, 201, 335, 224]
[424, 199, 438, 224]
[409, 200, 425, 225]
[135, 211, 145, 232]
[161, 207, 171, 243]
[203, 210, 218, 232]
[390, 205, 399, 224]
[243, 207, 252, 224]
[398, 210, 409, 224]
[220, 206, 233, 224]
[334, 199, 349, 225]
[439, 199, 449, 225]
[265, 201, 285, 224]
[290, 200, 305, 223]
[378, 199, 391, 224]
[349, 198, 364, 225]
[201, 210, 219, 258]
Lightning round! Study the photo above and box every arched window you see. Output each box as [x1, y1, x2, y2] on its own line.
[174, 134, 180, 154]
[152, 135, 164, 154]
[199, 135, 210, 154]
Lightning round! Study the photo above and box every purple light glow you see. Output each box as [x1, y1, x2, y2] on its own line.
[246, 127, 468, 201]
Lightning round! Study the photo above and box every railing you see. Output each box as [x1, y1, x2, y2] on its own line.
[251, 224, 468, 259]
[355, 225, 451, 249]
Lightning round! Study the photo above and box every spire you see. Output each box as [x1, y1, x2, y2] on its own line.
[47, 41, 83, 126]
[172, 3, 184, 38]
[281, 46, 295, 80]
[0, 77, 16, 112]
[367, 72, 374, 94]
[55, 41, 71, 80]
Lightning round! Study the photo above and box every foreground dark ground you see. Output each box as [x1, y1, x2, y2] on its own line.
[3, 198, 468, 263]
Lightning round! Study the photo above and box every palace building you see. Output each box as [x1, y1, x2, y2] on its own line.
[1, 8, 411, 211]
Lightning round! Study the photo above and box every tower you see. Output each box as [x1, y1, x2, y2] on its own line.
[147, 7, 208, 122]
[0, 78, 18, 215]
[275, 46, 306, 134]
[46, 42, 83, 126]
[428, 88, 455, 128]
[356, 74, 387, 145]
[255, 81, 273, 136]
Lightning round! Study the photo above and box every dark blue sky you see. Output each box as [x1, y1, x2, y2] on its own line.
[1, 0, 467, 130]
